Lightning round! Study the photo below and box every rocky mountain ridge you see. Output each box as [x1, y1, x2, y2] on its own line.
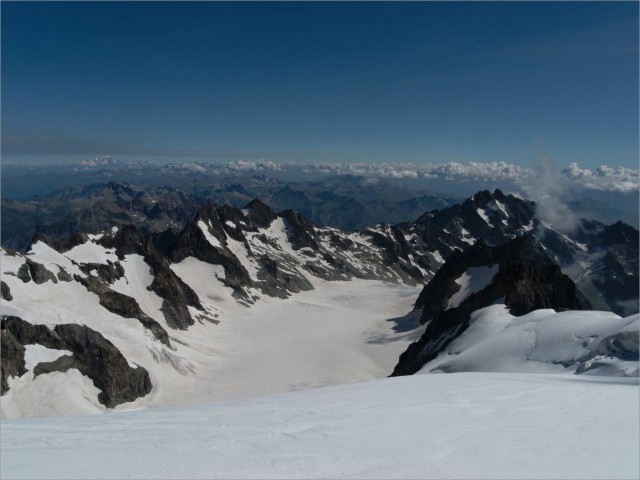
[391, 236, 593, 376]
[1, 189, 637, 414]
[1, 178, 459, 251]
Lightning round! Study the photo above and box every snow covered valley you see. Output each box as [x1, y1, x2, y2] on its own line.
[1, 278, 424, 417]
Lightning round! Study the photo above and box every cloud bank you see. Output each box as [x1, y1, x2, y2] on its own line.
[302, 161, 638, 193]
[75, 157, 638, 194]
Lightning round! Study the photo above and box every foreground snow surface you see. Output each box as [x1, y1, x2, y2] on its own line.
[2, 372, 638, 480]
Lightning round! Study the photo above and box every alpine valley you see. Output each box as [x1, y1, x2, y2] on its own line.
[1, 185, 638, 479]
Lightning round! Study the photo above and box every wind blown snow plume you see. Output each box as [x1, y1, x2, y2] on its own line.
[522, 155, 579, 233]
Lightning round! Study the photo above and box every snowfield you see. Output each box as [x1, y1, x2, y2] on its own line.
[1, 275, 425, 417]
[2, 372, 637, 479]
[422, 305, 640, 376]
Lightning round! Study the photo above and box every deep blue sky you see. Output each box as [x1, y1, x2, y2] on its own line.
[2, 1, 638, 168]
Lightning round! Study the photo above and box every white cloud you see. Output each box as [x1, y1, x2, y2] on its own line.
[561, 163, 638, 192]
[83, 157, 635, 194]
[224, 160, 287, 172]
[297, 160, 637, 193]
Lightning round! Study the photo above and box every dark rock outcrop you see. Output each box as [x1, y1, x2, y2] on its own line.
[256, 255, 313, 298]
[75, 275, 171, 347]
[245, 199, 277, 228]
[16, 259, 58, 284]
[412, 189, 536, 253]
[146, 249, 202, 330]
[171, 217, 252, 298]
[1, 316, 152, 407]
[31, 232, 89, 254]
[56, 267, 73, 282]
[16, 262, 31, 283]
[1, 321, 26, 393]
[97, 224, 204, 328]
[279, 209, 319, 251]
[392, 236, 592, 376]
[1, 281, 12, 301]
[79, 261, 125, 284]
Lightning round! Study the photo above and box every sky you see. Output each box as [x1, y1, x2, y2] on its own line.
[2, 1, 638, 169]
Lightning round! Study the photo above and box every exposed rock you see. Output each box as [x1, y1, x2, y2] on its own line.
[412, 189, 536, 253]
[74, 274, 171, 347]
[79, 261, 125, 284]
[392, 236, 592, 376]
[1, 281, 12, 301]
[365, 225, 412, 265]
[279, 209, 319, 251]
[96, 224, 146, 259]
[171, 219, 251, 299]
[1, 324, 26, 394]
[1, 316, 152, 407]
[56, 266, 73, 282]
[31, 232, 89, 253]
[16, 263, 31, 283]
[245, 199, 277, 228]
[15, 259, 58, 285]
[27, 259, 58, 284]
[98, 225, 203, 328]
[255, 255, 313, 298]
[148, 252, 201, 330]
[217, 204, 253, 241]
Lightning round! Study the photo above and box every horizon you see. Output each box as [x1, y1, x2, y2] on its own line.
[2, 2, 638, 170]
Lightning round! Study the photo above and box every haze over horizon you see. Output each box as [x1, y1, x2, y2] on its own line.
[2, 2, 638, 170]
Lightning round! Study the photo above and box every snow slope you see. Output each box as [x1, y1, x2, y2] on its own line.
[2, 372, 637, 479]
[2, 272, 423, 417]
[421, 305, 639, 376]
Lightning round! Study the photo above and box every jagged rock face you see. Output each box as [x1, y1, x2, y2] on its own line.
[74, 275, 172, 348]
[542, 220, 639, 316]
[171, 219, 253, 298]
[412, 189, 536, 252]
[79, 261, 125, 284]
[408, 189, 637, 316]
[256, 255, 313, 299]
[16, 259, 58, 285]
[97, 224, 147, 258]
[392, 236, 592, 376]
[0, 323, 26, 393]
[591, 222, 638, 316]
[97, 225, 203, 329]
[148, 253, 203, 330]
[31, 232, 89, 254]
[279, 209, 319, 251]
[1, 316, 152, 407]
[246, 199, 278, 228]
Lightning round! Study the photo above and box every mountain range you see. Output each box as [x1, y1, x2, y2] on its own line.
[1, 188, 638, 417]
[1, 177, 459, 251]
